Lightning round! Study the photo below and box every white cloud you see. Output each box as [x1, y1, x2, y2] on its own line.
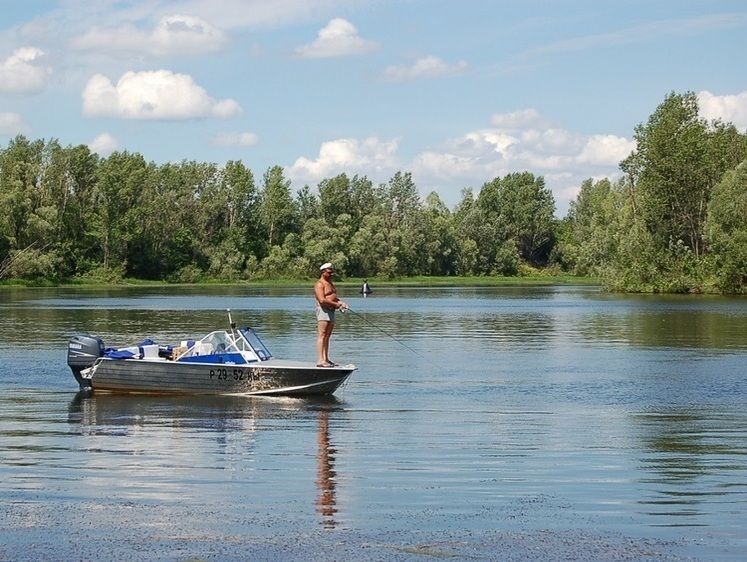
[490, 108, 547, 129]
[295, 18, 378, 58]
[0, 112, 31, 135]
[289, 137, 399, 183]
[210, 131, 259, 147]
[380, 55, 469, 82]
[576, 134, 635, 166]
[410, 109, 634, 213]
[698, 90, 747, 130]
[286, 109, 633, 215]
[71, 15, 227, 57]
[82, 70, 242, 120]
[0, 47, 49, 95]
[88, 132, 119, 155]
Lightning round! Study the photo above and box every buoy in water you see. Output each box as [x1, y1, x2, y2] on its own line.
[360, 280, 372, 297]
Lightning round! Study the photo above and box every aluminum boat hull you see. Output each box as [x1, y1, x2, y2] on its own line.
[85, 357, 354, 397]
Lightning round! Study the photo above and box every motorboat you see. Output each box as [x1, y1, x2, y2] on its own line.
[67, 312, 355, 397]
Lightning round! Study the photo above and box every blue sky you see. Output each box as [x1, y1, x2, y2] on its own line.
[1, 0, 746, 216]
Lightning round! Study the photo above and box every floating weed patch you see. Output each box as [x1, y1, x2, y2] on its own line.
[390, 543, 476, 558]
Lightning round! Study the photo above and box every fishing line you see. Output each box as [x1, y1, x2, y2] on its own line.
[343, 307, 439, 367]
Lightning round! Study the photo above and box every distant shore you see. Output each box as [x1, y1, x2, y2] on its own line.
[0, 274, 599, 290]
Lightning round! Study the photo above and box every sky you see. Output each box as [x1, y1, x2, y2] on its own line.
[1, 1, 746, 216]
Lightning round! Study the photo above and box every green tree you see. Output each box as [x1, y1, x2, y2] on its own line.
[381, 171, 428, 275]
[297, 184, 319, 225]
[318, 173, 353, 225]
[561, 178, 624, 276]
[258, 165, 297, 251]
[347, 213, 390, 277]
[301, 216, 350, 276]
[93, 150, 151, 275]
[452, 188, 484, 275]
[52, 143, 100, 277]
[422, 191, 459, 275]
[620, 91, 747, 258]
[0, 136, 44, 257]
[705, 160, 747, 293]
[477, 172, 556, 267]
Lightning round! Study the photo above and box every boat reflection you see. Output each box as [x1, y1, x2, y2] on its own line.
[67, 392, 341, 529]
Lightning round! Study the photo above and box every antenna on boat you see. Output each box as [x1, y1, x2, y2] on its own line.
[227, 308, 236, 339]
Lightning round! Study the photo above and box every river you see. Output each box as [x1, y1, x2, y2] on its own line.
[1, 285, 745, 560]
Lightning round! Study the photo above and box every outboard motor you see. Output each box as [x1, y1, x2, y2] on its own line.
[68, 334, 105, 389]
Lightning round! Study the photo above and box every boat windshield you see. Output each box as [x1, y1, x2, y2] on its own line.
[239, 327, 273, 360]
[197, 330, 237, 353]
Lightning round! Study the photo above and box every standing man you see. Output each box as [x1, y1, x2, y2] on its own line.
[314, 262, 348, 367]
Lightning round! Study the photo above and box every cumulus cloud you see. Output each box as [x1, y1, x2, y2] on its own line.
[295, 18, 379, 58]
[0, 112, 32, 135]
[286, 109, 634, 215]
[698, 90, 747, 130]
[289, 137, 400, 183]
[88, 133, 119, 155]
[410, 109, 635, 213]
[415, 120, 627, 178]
[380, 55, 469, 82]
[0, 47, 50, 95]
[71, 15, 227, 57]
[210, 131, 259, 147]
[82, 70, 242, 120]
[576, 134, 635, 166]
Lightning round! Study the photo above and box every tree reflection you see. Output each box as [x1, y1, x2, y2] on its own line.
[635, 407, 743, 522]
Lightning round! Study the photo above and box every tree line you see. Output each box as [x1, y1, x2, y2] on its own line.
[1, 91, 746, 293]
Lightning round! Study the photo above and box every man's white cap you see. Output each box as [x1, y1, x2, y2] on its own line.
[320, 262, 333, 271]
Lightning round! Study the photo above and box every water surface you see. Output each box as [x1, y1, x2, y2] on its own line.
[1, 285, 746, 560]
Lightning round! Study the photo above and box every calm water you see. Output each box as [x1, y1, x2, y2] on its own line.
[1, 285, 746, 561]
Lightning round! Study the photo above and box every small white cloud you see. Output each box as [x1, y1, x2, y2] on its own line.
[88, 133, 119, 155]
[490, 108, 547, 129]
[0, 47, 50, 95]
[210, 131, 259, 147]
[381, 55, 469, 82]
[289, 137, 399, 183]
[576, 134, 635, 166]
[295, 18, 379, 59]
[71, 15, 227, 57]
[0, 112, 32, 135]
[82, 70, 242, 120]
[698, 90, 747, 130]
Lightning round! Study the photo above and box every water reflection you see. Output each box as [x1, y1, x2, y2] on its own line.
[67, 392, 341, 529]
[634, 408, 747, 525]
[315, 409, 338, 528]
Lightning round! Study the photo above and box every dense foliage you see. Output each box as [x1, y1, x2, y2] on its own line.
[558, 92, 747, 293]
[2, 91, 747, 293]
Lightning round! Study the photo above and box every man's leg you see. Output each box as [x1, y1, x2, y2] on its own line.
[323, 322, 335, 363]
[317, 320, 329, 365]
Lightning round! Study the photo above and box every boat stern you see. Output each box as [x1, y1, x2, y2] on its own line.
[67, 334, 105, 389]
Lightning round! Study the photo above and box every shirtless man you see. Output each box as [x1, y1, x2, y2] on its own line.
[314, 262, 348, 367]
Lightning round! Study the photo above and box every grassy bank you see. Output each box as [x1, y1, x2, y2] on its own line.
[1, 274, 599, 290]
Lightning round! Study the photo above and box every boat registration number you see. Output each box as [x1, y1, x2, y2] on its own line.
[209, 368, 257, 382]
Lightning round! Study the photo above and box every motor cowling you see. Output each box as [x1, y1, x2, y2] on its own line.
[68, 334, 105, 388]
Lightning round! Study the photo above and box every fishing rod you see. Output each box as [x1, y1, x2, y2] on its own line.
[342, 307, 438, 366]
